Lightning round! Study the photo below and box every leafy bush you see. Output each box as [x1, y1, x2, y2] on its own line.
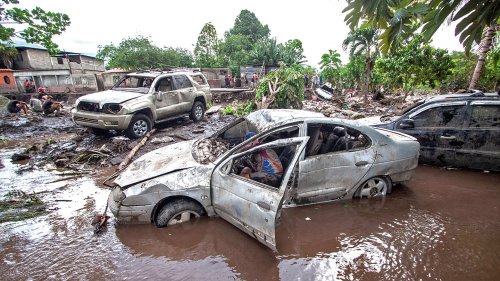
[255, 63, 305, 109]
[223, 101, 256, 116]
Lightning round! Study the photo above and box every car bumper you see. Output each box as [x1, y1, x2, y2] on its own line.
[107, 187, 154, 223]
[72, 109, 133, 130]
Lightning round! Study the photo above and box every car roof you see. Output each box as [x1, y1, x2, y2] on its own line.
[246, 109, 325, 131]
[126, 70, 203, 78]
[424, 91, 499, 103]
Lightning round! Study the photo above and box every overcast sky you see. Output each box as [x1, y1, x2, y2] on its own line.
[15, 0, 464, 68]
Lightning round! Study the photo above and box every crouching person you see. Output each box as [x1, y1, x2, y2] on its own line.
[42, 96, 63, 116]
[7, 100, 29, 115]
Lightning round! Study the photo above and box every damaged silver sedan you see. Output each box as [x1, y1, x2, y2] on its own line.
[108, 109, 419, 250]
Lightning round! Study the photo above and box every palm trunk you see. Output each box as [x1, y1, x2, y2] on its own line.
[469, 25, 496, 89]
[363, 59, 373, 104]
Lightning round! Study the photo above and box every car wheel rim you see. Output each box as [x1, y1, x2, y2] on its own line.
[133, 120, 148, 136]
[167, 211, 200, 226]
[360, 177, 387, 198]
[194, 105, 203, 119]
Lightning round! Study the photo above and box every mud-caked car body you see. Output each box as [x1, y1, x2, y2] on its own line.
[72, 70, 212, 138]
[108, 109, 420, 250]
[373, 91, 500, 171]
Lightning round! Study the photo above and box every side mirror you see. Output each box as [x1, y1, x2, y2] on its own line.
[398, 119, 415, 129]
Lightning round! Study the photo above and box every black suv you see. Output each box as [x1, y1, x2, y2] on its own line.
[374, 91, 500, 171]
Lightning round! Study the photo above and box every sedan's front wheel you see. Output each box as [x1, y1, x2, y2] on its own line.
[155, 199, 205, 227]
[358, 176, 392, 198]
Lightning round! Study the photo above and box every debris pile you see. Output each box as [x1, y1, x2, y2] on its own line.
[304, 91, 431, 120]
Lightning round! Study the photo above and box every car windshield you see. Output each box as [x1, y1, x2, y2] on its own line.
[192, 118, 258, 164]
[112, 76, 154, 94]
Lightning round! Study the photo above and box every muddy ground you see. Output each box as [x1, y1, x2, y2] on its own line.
[1, 92, 499, 280]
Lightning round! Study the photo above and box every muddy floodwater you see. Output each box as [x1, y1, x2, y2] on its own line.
[1, 150, 499, 280]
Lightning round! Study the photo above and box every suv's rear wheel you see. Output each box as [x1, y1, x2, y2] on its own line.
[190, 101, 205, 122]
[126, 113, 151, 139]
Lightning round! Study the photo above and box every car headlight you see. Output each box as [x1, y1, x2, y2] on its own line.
[102, 103, 122, 114]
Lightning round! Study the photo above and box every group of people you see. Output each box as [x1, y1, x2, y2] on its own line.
[7, 94, 63, 116]
[23, 79, 36, 93]
[224, 73, 259, 88]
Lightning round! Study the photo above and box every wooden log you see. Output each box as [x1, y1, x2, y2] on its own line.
[117, 129, 156, 171]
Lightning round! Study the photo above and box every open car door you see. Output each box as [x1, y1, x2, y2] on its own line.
[211, 137, 309, 251]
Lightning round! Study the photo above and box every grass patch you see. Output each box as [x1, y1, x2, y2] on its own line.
[0, 190, 48, 223]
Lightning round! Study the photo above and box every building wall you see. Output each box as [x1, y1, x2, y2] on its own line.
[27, 49, 68, 70]
[72, 73, 98, 92]
[13, 49, 31, 69]
[0, 70, 17, 93]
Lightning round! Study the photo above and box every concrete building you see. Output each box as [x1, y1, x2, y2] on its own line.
[11, 42, 105, 93]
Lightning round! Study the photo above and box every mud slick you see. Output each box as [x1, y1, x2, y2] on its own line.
[1, 94, 499, 280]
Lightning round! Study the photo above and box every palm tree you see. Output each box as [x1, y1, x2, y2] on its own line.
[342, 27, 378, 103]
[343, 0, 500, 90]
[319, 49, 342, 86]
[249, 38, 283, 66]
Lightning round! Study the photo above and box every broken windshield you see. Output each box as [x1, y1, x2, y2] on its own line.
[192, 118, 258, 164]
[112, 76, 154, 94]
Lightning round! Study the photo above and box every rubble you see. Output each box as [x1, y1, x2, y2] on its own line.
[304, 90, 432, 121]
[150, 136, 174, 144]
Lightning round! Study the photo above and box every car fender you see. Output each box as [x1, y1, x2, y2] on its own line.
[149, 187, 216, 222]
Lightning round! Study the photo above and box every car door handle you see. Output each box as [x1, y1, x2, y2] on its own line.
[355, 161, 369, 167]
[440, 135, 456, 140]
[257, 201, 271, 211]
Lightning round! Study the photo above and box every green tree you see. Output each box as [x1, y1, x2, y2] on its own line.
[249, 37, 283, 66]
[194, 22, 219, 67]
[342, 27, 378, 103]
[97, 36, 193, 70]
[338, 55, 365, 90]
[342, 0, 500, 89]
[217, 34, 252, 74]
[0, 0, 70, 55]
[281, 39, 306, 65]
[319, 49, 342, 86]
[374, 36, 454, 94]
[255, 63, 305, 109]
[225, 9, 270, 42]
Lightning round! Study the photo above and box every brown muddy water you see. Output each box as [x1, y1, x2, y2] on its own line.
[1, 148, 499, 281]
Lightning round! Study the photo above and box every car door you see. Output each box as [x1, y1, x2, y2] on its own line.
[211, 137, 309, 251]
[396, 101, 467, 167]
[173, 75, 196, 113]
[154, 76, 182, 119]
[460, 101, 500, 171]
[296, 122, 375, 204]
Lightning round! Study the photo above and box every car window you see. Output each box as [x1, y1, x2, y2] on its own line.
[469, 105, 500, 128]
[112, 76, 151, 93]
[305, 123, 370, 157]
[155, 77, 173, 92]
[235, 126, 300, 154]
[411, 105, 466, 128]
[230, 143, 298, 189]
[220, 119, 257, 147]
[191, 74, 207, 85]
[173, 75, 193, 89]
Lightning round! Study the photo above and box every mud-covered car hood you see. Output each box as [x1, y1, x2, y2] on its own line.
[114, 140, 200, 187]
[78, 90, 144, 106]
